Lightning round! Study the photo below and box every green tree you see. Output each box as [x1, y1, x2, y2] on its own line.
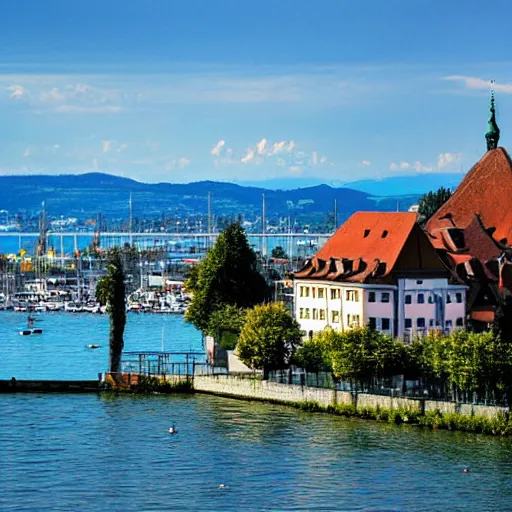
[185, 222, 268, 332]
[237, 302, 302, 378]
[271, 246, 288, 259]
[207, 304, 247, 350]
[417, 186, 452, 223]
[293, 337, 330, 373]
[96, 248, 127, 373]
[315, 327, 405, 388]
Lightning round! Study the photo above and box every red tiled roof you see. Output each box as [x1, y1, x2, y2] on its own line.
[426, 148, 512, 245]
[295, 212, 448, 283]
[471, 309, 495, 323]
[315, 212, 418, 273]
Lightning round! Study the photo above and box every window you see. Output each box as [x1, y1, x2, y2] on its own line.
[364, 229, 371, 238]
[428, 295, 434, 304]
[456, 293, 463, 303]
[456, 317, 464, 327]
[429, 319, 434, 327]
[312, 308, 318, 320]
[382, 318, 390, 331]
[405, 295, 412, 304]
[299, 308, 304, 319]
[381, 230, 388, 238]
[304, 308, 310, 319]
[368, 317, 377, 329]
[318, 288, 325, 299]
[300, 286, 310, 298]
[330, 288, 341, 300]
[368, 291, 376, 303]
[417, 317, 426, 328]
[446, 294, 452, 304]
[416, 280, 423, 285]
[346, 290, 359, 302]
[381, 292, 390, 303]
[312, 287, 316, 298]
[319, 309, 326, 321]
[347, 314, 360, 327]
[446, 319, 453, 327]
[418, 293, 424, 304]
[331, 310, 340, 323]
[405, 318, 412, 329]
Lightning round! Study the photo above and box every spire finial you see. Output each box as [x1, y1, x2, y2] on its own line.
[485, 80, 500, 151]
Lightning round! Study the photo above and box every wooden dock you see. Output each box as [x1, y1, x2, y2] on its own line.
[0, 378, 102, 393]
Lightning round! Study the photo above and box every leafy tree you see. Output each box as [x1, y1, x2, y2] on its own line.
[417, 186, 452, 223]
[207, 304, 247, 350]
[293, 337, 330, 373]
[237, 302, 302, 378]
[185, 222, 268, 333]
[96, 248, 127, 373]
[271, 245, 288, 259]
[312, 327, 405, 388]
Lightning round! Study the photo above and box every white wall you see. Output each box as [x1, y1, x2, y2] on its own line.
[294, 281, 396, 337]
[397, 278, 467, 338]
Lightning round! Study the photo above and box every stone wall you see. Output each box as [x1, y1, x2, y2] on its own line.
[193, 375, 508, 419]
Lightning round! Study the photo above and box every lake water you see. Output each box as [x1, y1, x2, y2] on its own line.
[0, 311, 204, 380]
[2, 312, 512, 511]
[1, 393, 512, 512]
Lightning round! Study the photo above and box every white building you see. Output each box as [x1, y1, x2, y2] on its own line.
[293, 212, 467, 340]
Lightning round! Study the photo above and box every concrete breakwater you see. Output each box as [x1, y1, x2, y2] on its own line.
[0, 379, 101, 393]
[193, 375, 508, 420]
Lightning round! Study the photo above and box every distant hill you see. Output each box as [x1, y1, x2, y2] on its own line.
[239, 173, 464, 195]
[0, 172, 419, 222]
[342, 173, 464, 196]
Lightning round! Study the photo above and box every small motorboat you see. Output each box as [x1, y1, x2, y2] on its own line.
[18, 328, 43, 336]
[87, 344, 101, 349]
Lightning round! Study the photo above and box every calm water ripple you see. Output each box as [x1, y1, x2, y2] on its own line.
[1, 394, 512, 512]
[1, 313, 512, 511]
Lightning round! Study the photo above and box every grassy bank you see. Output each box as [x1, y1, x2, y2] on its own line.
[293, 401, 512, 436]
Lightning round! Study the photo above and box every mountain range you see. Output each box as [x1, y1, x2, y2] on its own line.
[0, 172, 423, 223]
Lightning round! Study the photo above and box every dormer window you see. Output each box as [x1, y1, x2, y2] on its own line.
[381, 230, 388, 238]
[364, 229, 371, 238]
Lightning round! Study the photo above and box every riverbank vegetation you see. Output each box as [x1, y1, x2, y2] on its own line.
[292, 401, 512, 436]
[294, 327, 512, 405]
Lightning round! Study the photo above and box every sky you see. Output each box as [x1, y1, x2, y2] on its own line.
[2, 0, 512, 185]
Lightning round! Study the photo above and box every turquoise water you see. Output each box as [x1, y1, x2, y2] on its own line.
[2, 312, 512, 511]
[0, 311, 204, 380]
[1, 393, 512, 512]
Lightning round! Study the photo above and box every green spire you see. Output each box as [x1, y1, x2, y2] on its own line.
[485, 81, 500, 151]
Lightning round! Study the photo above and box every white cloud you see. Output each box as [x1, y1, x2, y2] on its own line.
[256, 138, 267, 155]
[118, 143, 129, 153]
[270, 141, 287, 155]
[312, 151, 318, 165]
[289, 166, 301, 173]
[92, 158, 100, 170]
[102, 140, 112, 153]
[211, 140, 225, 156]
[22, 148, 31, 158]
[361, 160, 371, 167]
[287, 141, 295, 152]
[389, 152, 462, 174]
[8, 84, 26, 100]
[320, 156, 327, 164]
[444, 75, 512, 94]
[437, 152, 461, 168]
[241, 148, 255, 163]
[178, 157, 191, 169]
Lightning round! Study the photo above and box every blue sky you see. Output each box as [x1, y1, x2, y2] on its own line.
[1, 0, 512, 184]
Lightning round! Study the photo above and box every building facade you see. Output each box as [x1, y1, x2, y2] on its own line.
[294, 212, 467, 339]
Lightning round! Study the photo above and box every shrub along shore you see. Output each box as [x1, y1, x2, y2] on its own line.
[106, 374, 512, 437]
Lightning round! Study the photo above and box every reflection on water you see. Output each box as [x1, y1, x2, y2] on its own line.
[3, 393, 509, 512]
